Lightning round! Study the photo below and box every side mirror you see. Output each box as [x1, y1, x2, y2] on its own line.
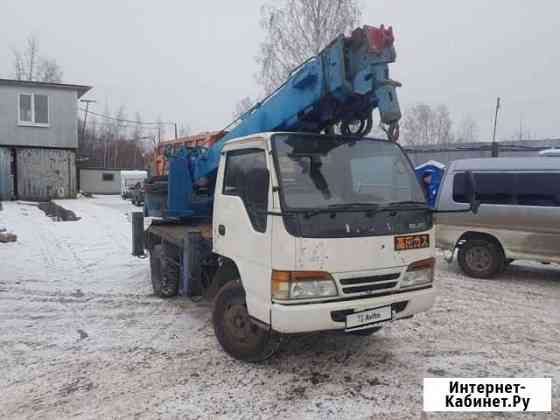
[465, 170, 480, 214]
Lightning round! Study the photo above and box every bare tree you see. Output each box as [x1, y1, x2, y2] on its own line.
[178, 123, 191, 137]
[456, 115, 479, 143]
[256, 0, 361, 93]
[401, 103, 454, 146]
[38, 58, 63, 83]
[12, 35, 63, 82]
[233, 96, 254, 119]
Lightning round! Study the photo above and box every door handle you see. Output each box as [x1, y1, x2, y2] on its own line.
[218, 224, 226, 236]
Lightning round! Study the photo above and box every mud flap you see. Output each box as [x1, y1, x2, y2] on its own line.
[181, 232, 212, 297]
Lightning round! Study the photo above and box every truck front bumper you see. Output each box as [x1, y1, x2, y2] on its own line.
[270, 286, 436, 334]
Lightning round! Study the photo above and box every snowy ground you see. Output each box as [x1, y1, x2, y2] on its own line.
[0, 196, 558, 420]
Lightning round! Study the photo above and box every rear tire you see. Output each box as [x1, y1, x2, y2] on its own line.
[213, 281, 280, 362]
[150, 244, 179, 298]
[458, 239, 504, 278]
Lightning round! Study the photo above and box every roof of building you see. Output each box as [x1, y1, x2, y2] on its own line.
[0, 78, 92, 98]
[403, 139, 560, 153]
[415, 160, 446, 170]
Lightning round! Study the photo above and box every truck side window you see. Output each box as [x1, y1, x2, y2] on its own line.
[453, 172, 514, 205]
[516, 173, 560, 207]
[223, 149, 269, 232]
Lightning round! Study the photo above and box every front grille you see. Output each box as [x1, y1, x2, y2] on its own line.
[339, 272, 400, 295]
[342, 282, 399, 294]
[339, 273, 400, 285]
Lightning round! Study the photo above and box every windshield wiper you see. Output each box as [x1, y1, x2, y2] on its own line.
[302, 203, 379, 218]
[379, 200, 429, 212]
[386, 200, 427, 207]
[327, 203, 380, 210]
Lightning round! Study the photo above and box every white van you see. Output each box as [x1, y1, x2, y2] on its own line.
[436, 158, 560, 278]
[120, 170, 147, 199]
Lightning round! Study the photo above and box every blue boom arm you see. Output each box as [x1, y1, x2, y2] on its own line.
[163, 25, 402, 219]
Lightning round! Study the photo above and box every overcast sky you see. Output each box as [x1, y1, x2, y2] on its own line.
[1, 0, 559, 141]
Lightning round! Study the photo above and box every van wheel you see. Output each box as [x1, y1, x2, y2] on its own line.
[213, 281, 280, 362]
[150, 244, 179, 298]
[458, 239, 504, 278]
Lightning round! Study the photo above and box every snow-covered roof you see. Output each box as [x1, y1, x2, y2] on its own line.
[539, 148, 560, 157]
[415, 160, 446, 170]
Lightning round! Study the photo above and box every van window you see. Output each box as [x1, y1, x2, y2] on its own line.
[453, 173, 514, 204]
[516, 173, 560, 207]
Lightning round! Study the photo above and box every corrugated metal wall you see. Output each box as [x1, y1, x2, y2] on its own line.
[0, 147, 12, 200]
[16, 148, 76, 201]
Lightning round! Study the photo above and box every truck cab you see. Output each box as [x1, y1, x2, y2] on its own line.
[184, 132, 436, 360]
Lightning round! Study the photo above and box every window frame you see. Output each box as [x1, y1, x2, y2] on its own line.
[102, 173, 115, 182]
[222, 147, 269, 233]
[222, 148, 267, 196]
[17, 93, 50, 127]
[452, 171, 515, 206]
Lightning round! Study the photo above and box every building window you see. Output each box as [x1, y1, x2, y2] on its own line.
[102, 173, 114, 181]
[18, 93, 49, 126]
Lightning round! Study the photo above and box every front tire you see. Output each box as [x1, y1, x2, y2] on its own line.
[212, 281, 280, 362]
[458, 239, 504, 278]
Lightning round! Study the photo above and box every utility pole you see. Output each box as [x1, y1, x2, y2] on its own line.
[491, 97, 501, 157]
[80, 99, 96, 141]
[174, 122, 178, 140]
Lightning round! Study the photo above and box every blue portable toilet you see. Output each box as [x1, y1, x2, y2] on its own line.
[415, 160, 446, 208]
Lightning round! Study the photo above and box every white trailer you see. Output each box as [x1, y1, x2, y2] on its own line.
[120, 170, 147, 199]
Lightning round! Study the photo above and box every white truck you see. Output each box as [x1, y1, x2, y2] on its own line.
[142, 25, 480, 361]
[145, 132, 441, 361]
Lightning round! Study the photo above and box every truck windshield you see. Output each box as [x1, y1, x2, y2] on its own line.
[272, 134, 425, 211]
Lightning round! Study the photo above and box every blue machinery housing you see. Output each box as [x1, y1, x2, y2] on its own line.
[147, 25, 403, 220]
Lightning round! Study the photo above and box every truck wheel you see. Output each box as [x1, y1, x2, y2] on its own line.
[348, 326, 383, 336]
[458, 239, 504, 279]
[150, 244, 179, 298]
[213, 281, 280, 362]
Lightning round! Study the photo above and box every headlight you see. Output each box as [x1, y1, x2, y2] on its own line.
[272, 270, 338, 300]
[400, 257, 435, 288]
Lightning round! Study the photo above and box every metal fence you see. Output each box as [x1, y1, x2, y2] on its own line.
[404, 139, 560, 167]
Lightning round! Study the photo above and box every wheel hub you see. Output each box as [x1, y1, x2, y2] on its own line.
[224, 303, 260, 344]
[465, 246, 492, 272]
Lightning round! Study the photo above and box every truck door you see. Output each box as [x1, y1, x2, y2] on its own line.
[213, 146, 272, 323]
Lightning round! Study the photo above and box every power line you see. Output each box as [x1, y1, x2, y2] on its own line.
[79, 107, 174, 126]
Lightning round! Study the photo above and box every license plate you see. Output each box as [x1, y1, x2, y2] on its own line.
[345, 305, 392, 330]
[394, 234, 430, 251]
